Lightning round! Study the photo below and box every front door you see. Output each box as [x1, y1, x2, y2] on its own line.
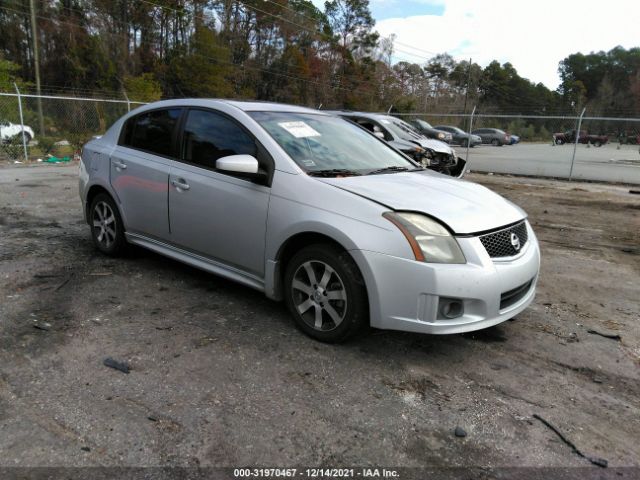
[168, 109, 271, 277]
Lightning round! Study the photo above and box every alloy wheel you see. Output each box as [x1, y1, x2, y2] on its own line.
[92, 201, 117, 249]
[291, 260, 347, 331]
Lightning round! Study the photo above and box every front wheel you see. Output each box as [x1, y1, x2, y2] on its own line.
[491, 138, 499, 146]
[284, 244, 368, 343]
[593, 140, 602, 147]
[89, 193, 128, 256]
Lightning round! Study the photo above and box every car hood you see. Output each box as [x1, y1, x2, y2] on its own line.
[414, 138, 453, 155]
[319, 171, 525, 234]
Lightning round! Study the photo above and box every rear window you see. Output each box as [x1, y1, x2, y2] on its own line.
[120, 108, 182, 157]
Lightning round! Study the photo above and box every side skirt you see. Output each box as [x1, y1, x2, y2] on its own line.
[125, 232, 265, 293]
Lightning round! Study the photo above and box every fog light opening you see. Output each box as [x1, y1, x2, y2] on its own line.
[439, 298, 464, 319]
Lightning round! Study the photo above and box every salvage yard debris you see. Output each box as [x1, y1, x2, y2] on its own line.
[533, 414, 608, 468]
[103, 357, 130, 374]
[587, 329, 622, 341]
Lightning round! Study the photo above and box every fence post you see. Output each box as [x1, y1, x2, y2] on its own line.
[123, 91, 131, 112]
[465, 105, 476, 171]
[13, 83, 28, 163]
[569, 107, 586, 181]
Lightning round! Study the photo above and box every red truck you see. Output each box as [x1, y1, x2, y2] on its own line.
[553, 130, 608, 146]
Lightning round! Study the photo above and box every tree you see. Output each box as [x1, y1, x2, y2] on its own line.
[166, 26, 236, 98]
[124, 73, 163, 102]
[0, 57, 24, 91]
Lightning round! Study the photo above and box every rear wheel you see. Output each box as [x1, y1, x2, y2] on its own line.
[89, 193, 128, 256]
[284, 244, 368, 343]
[461, 139, 469, 148]
[13, 132, 31, 143]
[491, 138, 499, 146]
[593, 140, 602, 147]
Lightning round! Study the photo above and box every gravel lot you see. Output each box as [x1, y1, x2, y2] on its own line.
[0, 163, 639, 476]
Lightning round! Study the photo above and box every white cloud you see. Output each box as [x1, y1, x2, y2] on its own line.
[375, 0, 639, 89]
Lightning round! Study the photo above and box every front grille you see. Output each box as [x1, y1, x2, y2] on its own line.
[479, 221, 528, 258]
[500, 278, 534, 310]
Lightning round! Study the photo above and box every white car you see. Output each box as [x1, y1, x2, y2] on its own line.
[0, 121, 35, 143]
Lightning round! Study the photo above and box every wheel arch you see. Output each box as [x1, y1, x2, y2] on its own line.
[85, 184, 123, 225]
[267, 231, 369, 306]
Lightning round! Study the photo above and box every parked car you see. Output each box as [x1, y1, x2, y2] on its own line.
[617, 131, 640, 145]
[472, 128, 510, 146]
[79, 99, 540, 343]
[331, 111, 465, 177]
[433, 125, 482, 147]
[407, 119, 453, 143]
[553, 130, 608, 146]
[0, 120, 34, 143]
[508, 134, 520, 145]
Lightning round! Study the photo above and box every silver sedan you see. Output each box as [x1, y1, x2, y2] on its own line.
[79, 99, 540, 342]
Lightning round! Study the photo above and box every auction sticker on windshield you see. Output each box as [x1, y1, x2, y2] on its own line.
[278, 121, 321, 138]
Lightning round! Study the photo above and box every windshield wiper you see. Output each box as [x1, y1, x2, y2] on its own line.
[307, 168, 361, 177]
[366, 166, 422, 175]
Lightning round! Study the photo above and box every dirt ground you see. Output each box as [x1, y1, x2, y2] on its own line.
[0, 163, 638, 476]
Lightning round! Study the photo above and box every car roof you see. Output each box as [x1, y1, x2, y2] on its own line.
[132, 98, 327, 115]
[328, 111, 395, 121]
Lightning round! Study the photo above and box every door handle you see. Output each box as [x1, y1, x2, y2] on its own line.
[113, 160, 127, 170]
[171, 179, 190, 191]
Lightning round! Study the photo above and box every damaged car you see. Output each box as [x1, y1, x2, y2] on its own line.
[329, 111, 466, 177]
[80, 100, 539, 343]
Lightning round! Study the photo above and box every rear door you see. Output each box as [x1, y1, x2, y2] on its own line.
[168, 108, 272, 277]
[110, 108, 182, 240]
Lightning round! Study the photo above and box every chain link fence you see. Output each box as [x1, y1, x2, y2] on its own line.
[1, 91, 639, 184]
[396, 111, 640, 184]
[0, 90, 146, 163]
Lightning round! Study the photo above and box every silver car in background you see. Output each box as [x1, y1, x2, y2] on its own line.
[330, 111, 465, 177]
[79, 99, 540, 342]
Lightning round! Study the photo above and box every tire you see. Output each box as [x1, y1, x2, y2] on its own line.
[13, 133, 31, 143]
[89, 193, 128, 256]
[491, 138, 499, 146]
[593, 140, 602, 147]
[461, 139, 469, 148]
[555, 138, 564, 145]
[284, 244, 368, 343]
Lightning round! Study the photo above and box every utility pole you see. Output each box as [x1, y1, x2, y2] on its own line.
[29, 0, 44, 136]
[462, 58, 472, 131]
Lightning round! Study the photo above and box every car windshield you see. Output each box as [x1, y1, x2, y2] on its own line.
[415, 119, 433, 129]
[379, 116, 424, 142]
[441, 126, 464, 134]
[250, 112, 417, 175]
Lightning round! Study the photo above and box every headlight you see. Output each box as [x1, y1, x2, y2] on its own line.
[438, 132, 445, 139]
[383, 212, 466, 264]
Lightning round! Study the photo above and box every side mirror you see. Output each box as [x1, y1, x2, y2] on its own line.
[216, 154, 259, 174]
[216, 154, 268, 184]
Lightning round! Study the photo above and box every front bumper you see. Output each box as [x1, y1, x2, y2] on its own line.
[351, 223, 540, 334]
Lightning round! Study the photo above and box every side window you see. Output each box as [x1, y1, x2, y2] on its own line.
[121, 108, 182, 157]
[182, 109, 257, 169]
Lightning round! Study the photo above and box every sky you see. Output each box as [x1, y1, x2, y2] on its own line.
[311, 0, 639, 90]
